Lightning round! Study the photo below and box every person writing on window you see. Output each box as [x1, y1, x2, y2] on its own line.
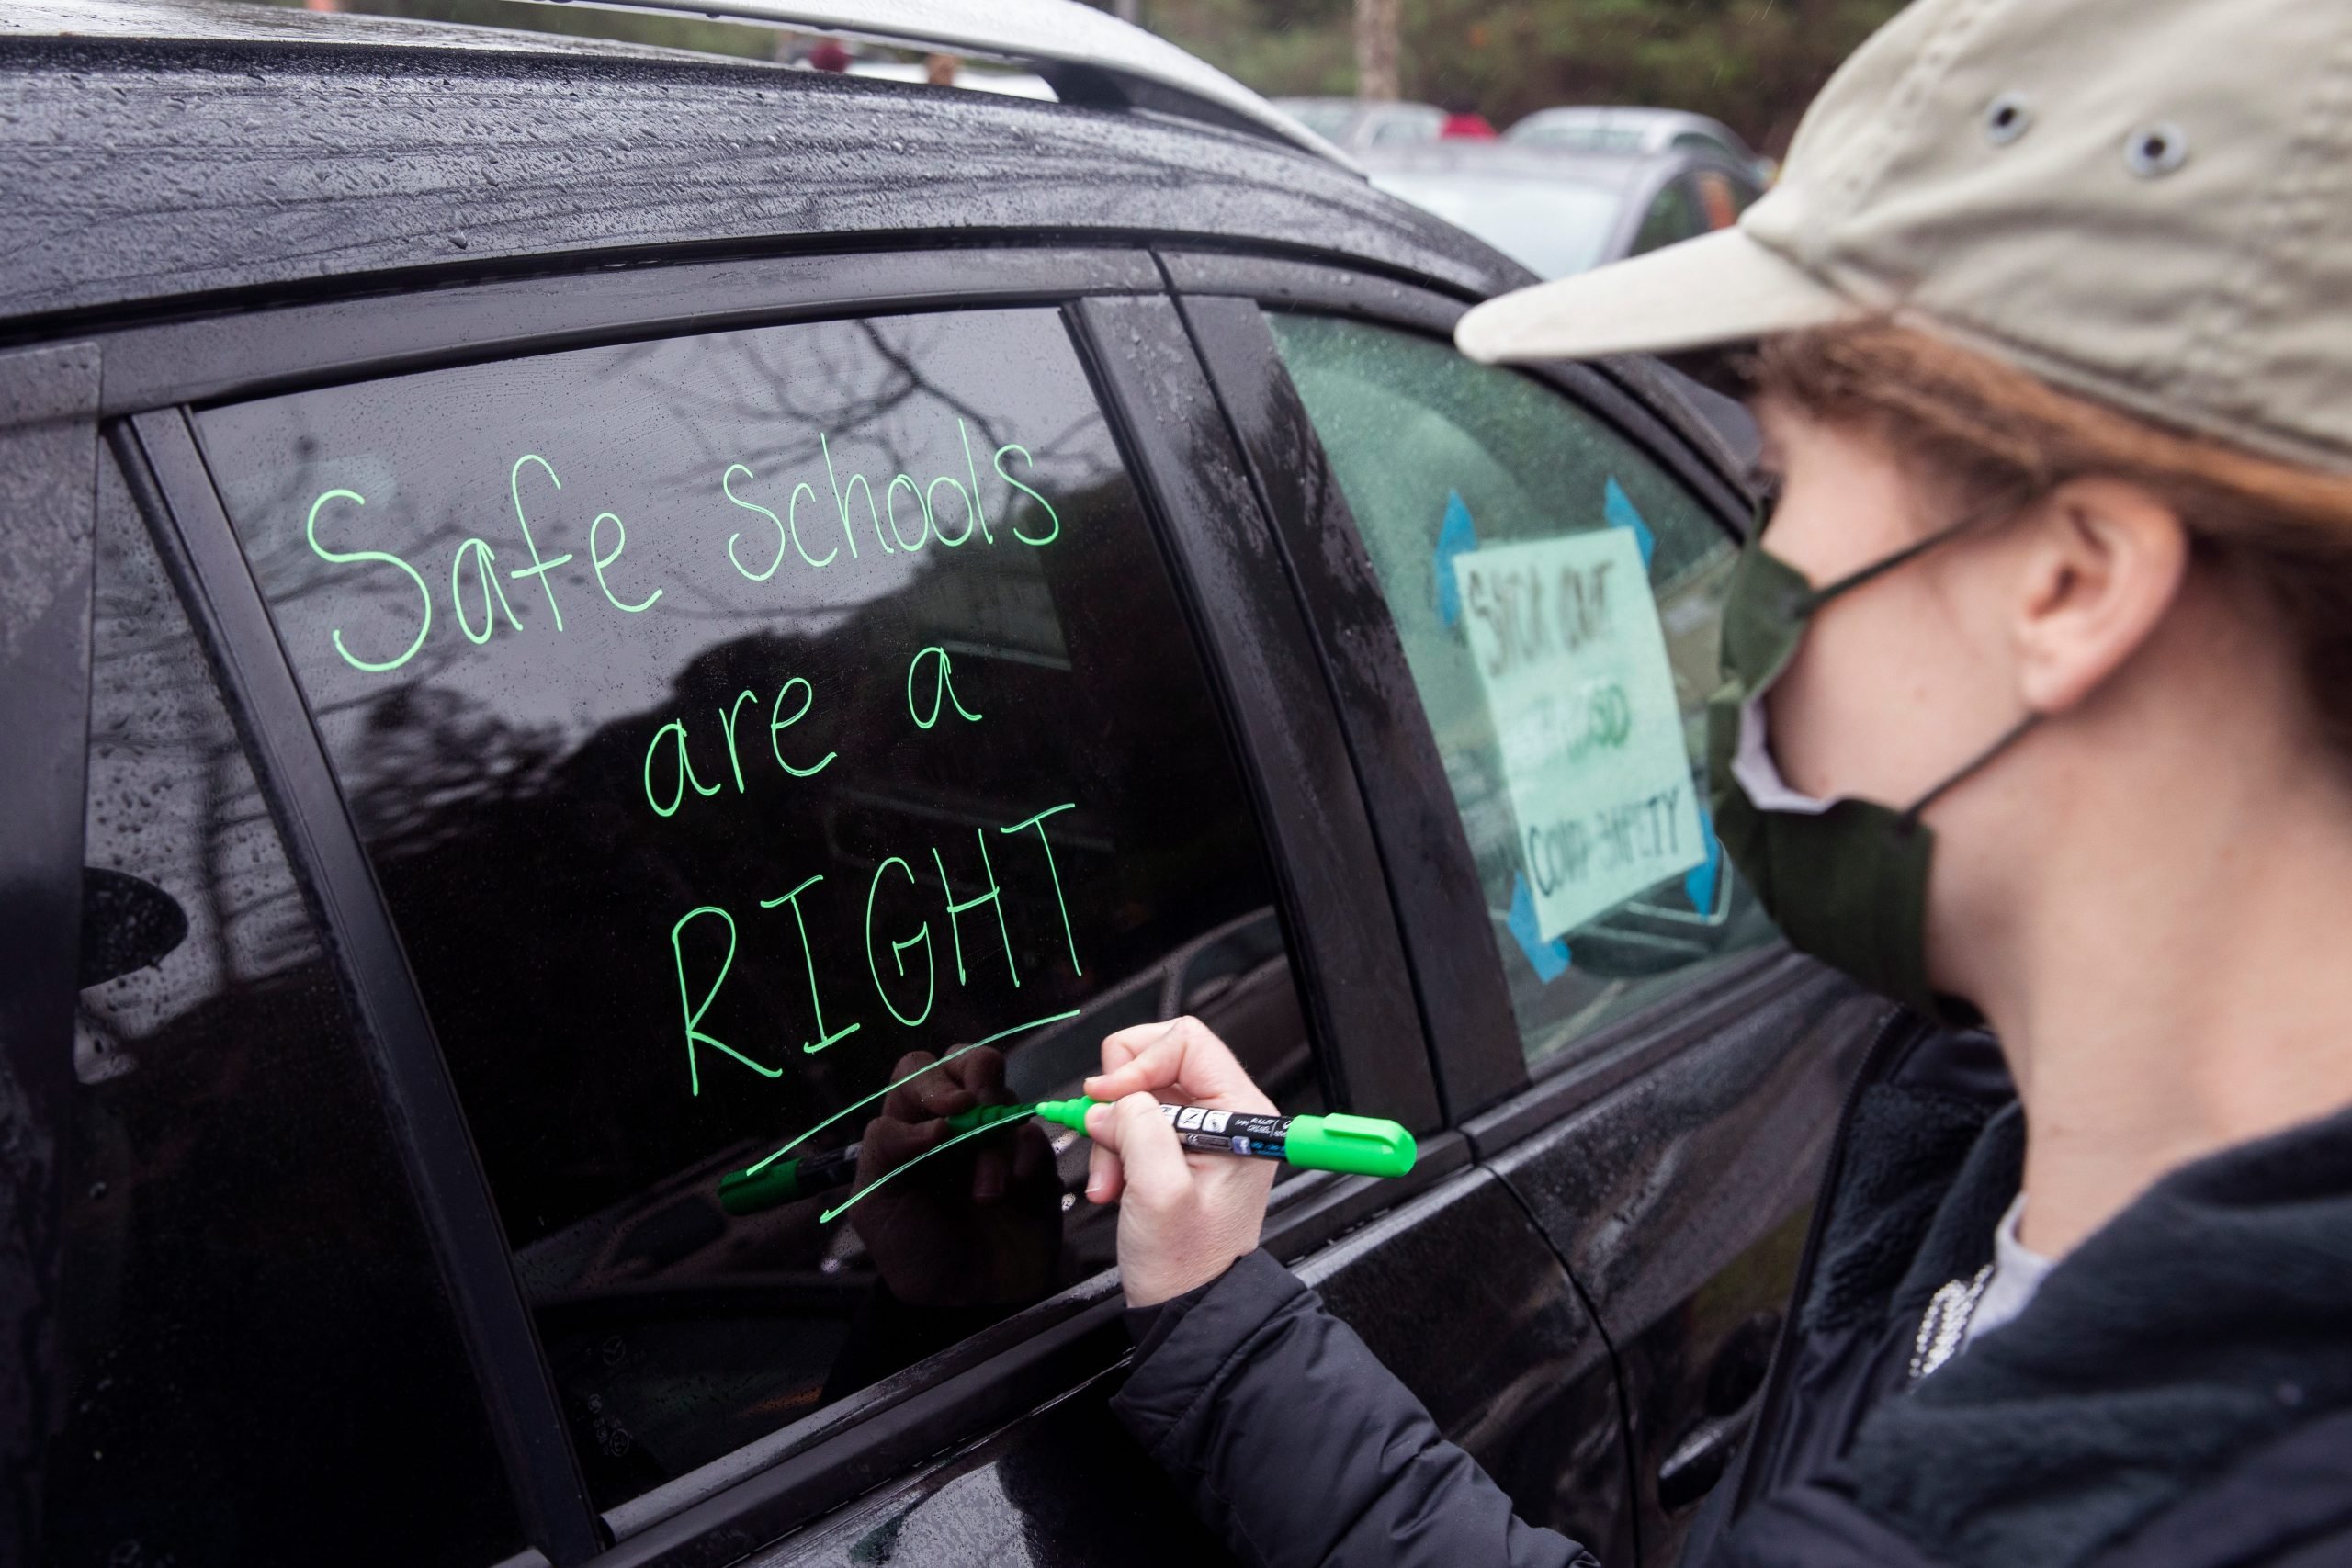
[1080, 0, 2352, 1562]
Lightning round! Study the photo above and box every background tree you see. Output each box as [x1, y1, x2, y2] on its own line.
[1356, 0, 1401, 101]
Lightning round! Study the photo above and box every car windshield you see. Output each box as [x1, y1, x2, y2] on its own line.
[1373, 172, 1623, 278]
[1510, 122, 1649, 153]
[1278, 100, 1358, 139]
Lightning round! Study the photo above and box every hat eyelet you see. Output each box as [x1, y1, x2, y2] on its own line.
[1984, 92, 2033, 145]
[2125, 122, 2189, 177]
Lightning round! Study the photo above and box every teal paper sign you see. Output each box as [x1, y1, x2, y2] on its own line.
[1453, 530, 1704, 941]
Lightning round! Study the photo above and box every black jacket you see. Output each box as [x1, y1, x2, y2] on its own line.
[1111, 1021, 2352, 1567]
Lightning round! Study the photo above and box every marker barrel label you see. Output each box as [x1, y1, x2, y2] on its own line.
[1160, 1102, 1292, 1160]
[793, 1142, 863, 1191]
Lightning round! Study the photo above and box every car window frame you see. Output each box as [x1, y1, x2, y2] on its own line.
[0, 341, 104, 1537]
[90, 243, 1447, 1567]
[1159, 248, 1788, 1129]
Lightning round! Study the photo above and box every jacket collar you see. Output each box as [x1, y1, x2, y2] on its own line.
[1848, 1099, 2352, 1567]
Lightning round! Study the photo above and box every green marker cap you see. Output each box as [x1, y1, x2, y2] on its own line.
[720, 1103, 1034, 1217]
[1032, 1097, 1095, 1134]
[1032, 1097, 1416, 1179]
[1284, 1113, 1418, 1179]
[718, 1159, 803, 1214]
[944, 1102, 1033, 1134]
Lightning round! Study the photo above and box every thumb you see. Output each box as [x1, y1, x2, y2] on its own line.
[1105, 1092, 1191, 1209]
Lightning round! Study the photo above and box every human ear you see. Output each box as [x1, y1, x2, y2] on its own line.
[2010, 478, 2191, 716]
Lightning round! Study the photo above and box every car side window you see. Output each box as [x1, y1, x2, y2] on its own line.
[193, 306, 1315, 1508]
[1691, 167, 1755, 230]
[52, 457, 521, 1567]
[1670, 130, 1736, 162]
[1631, 180, 1705, 255]
[1371, 107, 1442, 145]
[1266, 314, 1777, 1068]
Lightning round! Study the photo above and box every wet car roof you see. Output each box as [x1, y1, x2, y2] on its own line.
[1, 0, 720, 55]
[0, 0, 1518, 331]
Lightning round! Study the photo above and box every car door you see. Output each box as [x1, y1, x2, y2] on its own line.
[62, 243, 1612, 1568]
[695, 286, 1640, 1568]
[1166, 252, 1890, 1566]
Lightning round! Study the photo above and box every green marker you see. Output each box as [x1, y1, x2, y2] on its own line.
[718, 1100, 1417, 1218]
[718, 1102, 1032, 1215]
[1033, 1097, 1418, 1179]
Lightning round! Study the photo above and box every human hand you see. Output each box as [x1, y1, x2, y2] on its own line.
[847, 1046, 1060, 1308]
[1081, 1016, 1278, 1308]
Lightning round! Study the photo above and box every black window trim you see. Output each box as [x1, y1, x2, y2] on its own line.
[95, 243, 1451, 1566]
[1158, 248, 1794, 1133]
[1, 341, 103, 1565]
[1064, 292, 1441, 1136]
[81, 245, 1166, 419]
[119, 409, 606, 1564]
[1168, 289, 1520, 1127]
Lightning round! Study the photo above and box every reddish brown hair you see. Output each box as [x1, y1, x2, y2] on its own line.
[1750, 322, 2352, 759]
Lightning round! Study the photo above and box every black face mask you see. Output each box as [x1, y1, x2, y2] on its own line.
[1704, 502, 2038, 1021]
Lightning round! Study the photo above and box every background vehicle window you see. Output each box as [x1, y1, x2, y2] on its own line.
[1515, 122, 1646, 154]
[195, 308, 1314, 1507]
[1266, 314, 1777, 1067]
[1691, 168, 1755, 230]
[51, 459, 519, 1567]
[1369, 107, 1442, 144]
[1631, 181, 1705, 255]
[1371, 172, 1625, 280]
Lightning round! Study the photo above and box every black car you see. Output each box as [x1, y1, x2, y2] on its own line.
[1363, 142, 1767, 278]
[0, 4, 1887, 1566]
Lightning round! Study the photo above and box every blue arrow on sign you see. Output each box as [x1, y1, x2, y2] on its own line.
[1684, 804, 1723, 914]
[1507, 871, 1572, 983]
[1434, 490, 1479, 628]
[1605, 476, 1656, 570]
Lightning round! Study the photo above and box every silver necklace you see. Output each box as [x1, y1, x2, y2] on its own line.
[1909, 1262, 1995, 1381]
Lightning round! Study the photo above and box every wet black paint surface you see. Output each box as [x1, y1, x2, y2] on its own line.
[0, 23, 1514, 328]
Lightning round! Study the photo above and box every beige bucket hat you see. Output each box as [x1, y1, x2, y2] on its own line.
[1454, 0, 2352, 475]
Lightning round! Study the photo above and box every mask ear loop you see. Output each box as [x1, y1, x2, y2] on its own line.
[1896, 712, 2044, 833]
[1750, 484, 2045, 829]
[1795, 491, 2037, 616]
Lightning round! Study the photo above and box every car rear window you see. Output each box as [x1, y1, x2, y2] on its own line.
[193, 306, 1314, 1509]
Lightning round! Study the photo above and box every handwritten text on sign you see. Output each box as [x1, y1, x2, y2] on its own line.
[1453, 531, 1703, 941]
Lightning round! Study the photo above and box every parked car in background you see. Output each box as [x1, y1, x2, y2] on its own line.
[3, 3, 1866, 1567]
[846, 57, 1056, 97]
[1507, 106, 1772, 183]
[1271, 94, 1444, 151]
[1364, 142, 1764, 279]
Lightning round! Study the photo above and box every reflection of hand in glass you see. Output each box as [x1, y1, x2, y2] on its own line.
[847, 1047, 1061, 1308]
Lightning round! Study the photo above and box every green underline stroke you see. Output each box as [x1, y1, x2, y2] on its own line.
[741, 1007, 1083, 1176]
[819, 1109, 1042, 1224]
